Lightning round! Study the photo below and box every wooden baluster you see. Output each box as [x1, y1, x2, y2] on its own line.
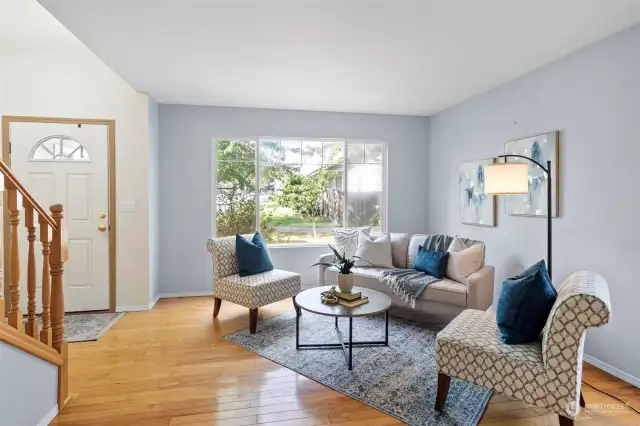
[39, 218, 52, 346]
[24, 202, 38, 338]
[7, 183, 23, 331]
[50, 204, 68, 409]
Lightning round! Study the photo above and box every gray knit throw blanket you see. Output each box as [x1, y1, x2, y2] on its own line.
[378, 234, 478, 308]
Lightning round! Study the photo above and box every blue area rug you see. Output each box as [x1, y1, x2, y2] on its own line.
[224, 310, 491, 426]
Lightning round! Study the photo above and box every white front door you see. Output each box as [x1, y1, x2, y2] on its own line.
[10, 122, 109, 312]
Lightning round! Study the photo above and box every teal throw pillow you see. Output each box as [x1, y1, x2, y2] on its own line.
[412, 246, 449, 279]
[496, 260, 557, 344]
[236, 232, 274, 277]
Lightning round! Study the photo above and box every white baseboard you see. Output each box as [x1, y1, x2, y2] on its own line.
[159, 291, 214, 299]
[116, 304, 153, 312]
[148, 295, 160, 310]
[584, 354, 640, 387]
[37, 404, 58, 426]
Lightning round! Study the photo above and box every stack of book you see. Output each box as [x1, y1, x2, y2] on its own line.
[336, 291, 369, 308]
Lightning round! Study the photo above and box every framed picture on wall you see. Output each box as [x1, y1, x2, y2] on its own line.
[459, 158, 496, 227]
[504, 131, 559, 217]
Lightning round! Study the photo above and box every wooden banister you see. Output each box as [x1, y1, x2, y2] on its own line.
[0, 163, 57, 230]
[0, 159, 69, 410]
[0, 322, 63, 366]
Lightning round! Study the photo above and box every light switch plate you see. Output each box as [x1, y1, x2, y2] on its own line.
[118, 201, 136, 214]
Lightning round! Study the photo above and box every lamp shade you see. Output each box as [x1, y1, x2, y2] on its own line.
[485, 162, 529, 195]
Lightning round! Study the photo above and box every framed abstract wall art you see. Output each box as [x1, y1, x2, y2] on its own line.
[459, 158, 496, 226]
[504, 131, 559, 217]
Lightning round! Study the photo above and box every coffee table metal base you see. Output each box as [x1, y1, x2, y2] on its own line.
[295, 311, 389, 370]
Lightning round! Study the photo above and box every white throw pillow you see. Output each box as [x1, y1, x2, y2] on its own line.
[332, 226, 371, 259]
[446, 237, 485, 281]
[354, 231, 394, 268]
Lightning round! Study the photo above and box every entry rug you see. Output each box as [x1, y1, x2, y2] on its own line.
[25, 312, 125, 342]
[224, 311, 492, 426]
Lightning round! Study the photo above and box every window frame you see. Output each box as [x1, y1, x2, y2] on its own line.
[29, 134, 92, 163]
[210, 137, 388, 247]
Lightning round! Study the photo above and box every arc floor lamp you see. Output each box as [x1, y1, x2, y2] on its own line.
[484, 155, 553, 280]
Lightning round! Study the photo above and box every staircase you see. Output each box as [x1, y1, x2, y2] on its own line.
[0, 158, 69, 414]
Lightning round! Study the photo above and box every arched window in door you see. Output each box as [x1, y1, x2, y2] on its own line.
[29, 135, 91, 162]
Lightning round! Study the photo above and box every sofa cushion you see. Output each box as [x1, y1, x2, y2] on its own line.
[354, 231, 394, 268]
[325, 267, 467, 307]
[332, 226, 371, 258]
[413, 246, 449, 278]
[427, 279, 467, 307]
[370, 232, 409, 268]
[446, 240, 485, 281]
[348, 266, 393, 279]
[407, 234, 429, 268]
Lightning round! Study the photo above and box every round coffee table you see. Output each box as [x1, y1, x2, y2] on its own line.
[294, 286, 392, 370]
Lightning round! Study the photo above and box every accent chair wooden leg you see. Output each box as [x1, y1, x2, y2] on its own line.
[580, 392, 585, 408]
[213, 297, 222, 318]
[293, 297, 301, 317]
[249, 308, 258, 334]
[558, 415, 574, 426]
[434, 373, 451, 411]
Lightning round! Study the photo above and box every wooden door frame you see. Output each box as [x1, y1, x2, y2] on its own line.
[1, 116, 117, 313]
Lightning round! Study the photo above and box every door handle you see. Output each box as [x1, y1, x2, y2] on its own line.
[98, 225, 107, 232]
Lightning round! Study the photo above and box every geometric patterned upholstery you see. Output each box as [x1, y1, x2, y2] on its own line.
[216, 269, 301, 309]
[436, 271, 611, 419]
[207, 237, 301, 309]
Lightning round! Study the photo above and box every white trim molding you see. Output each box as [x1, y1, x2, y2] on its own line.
[584, 354, 640, 388]
[159, 291, 214, 299]
[116, 304, 154, 312]
[37, 404, 58, 426]
[148, 295, 160, 310]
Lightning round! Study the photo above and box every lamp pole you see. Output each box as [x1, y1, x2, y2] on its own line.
[497, 155, 552, 280]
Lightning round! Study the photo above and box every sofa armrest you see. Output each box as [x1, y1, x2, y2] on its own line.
[317, 253, 335, 286]
[466, 265, 495, 310]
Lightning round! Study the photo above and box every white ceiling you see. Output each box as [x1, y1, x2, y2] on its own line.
[30, 0, 640, 115]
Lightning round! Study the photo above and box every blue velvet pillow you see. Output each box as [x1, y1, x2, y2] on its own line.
[412, 246, 449, 279]
[496, 260, 557, 344]
[236, 232, 274, 277]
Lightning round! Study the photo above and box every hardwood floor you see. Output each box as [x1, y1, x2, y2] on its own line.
[51, 297, 639, 426]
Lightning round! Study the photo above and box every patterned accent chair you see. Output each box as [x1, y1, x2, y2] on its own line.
[434, 271, 611, 426]
[207, 236, 302, 334]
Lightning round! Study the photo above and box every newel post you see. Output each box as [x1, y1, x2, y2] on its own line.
[50, 204, 68, 408]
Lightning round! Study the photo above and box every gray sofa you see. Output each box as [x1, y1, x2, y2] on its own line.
[317, 233, 495, 322]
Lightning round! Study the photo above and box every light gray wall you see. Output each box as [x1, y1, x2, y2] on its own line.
[428, 24, 640, 381]
[148, 96, 160, 303]
[158, 105, 429, 294]
[0, 342, 58, 425]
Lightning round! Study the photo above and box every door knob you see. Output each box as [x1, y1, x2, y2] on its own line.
[99, 212, 106, 219]
[98, 225, 107, 232]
